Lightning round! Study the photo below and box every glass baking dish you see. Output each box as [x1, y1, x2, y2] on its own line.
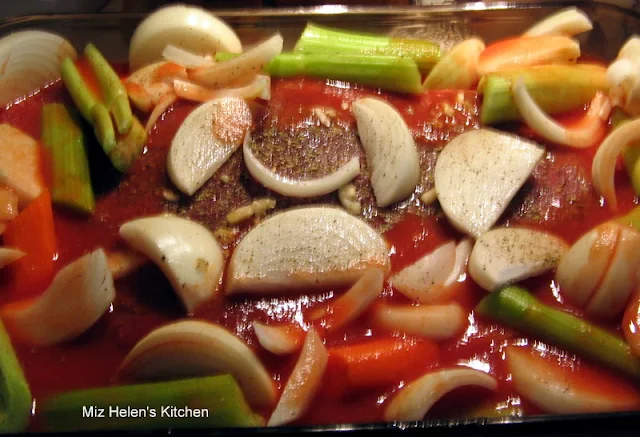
[1, 1, 639, 436]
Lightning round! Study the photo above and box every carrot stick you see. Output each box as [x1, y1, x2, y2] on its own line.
[323, 337, 439, 398]
[3, 190, 57, 298]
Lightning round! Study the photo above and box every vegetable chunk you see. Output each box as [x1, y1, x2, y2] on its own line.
[434, 129, 545, 237]
[0, 124, 43, 208]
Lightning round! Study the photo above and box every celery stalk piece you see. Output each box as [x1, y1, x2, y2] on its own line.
[84, 43, 133, 135]
[60, 57, 99, 122]
[478, 64, 608, 124]
[294, 22, 442, 74]
[41, 104, 95, 214]
[215, 51, 423, 93]
[107, 116, 147, 172]
[476, 286, 640, 381]
[60, 57, 116, 153]
[267, 53, 423, 94]
[0, 319, 32, 433]
[38, 375, 264, 432]
[611, 108, 640, 195]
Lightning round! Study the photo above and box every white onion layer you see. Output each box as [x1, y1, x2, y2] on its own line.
[523, 7, 593, 37]
[129, 5, 242, 70]
[0, 247, 25, 269]
[0, 30, 77, 107]
[268, 329, 328, 426]
[513, 78, 610, 148]
[384, 368, 498, 421]
[0, 249, 115, 346]
[117, 320, 276, 409]
[592, 117, 640, 210]
[189, 33, 283, 88]
[162, 45, 215, 69]
[243, 133, 361, 198]
[227, 206, 390, 295]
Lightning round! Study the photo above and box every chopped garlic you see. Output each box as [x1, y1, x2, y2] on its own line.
[226, 198, 276, 225]
[213, 227, 239, 246]
[420, 188, 438, 206]
[313, 107, 332, 127]
[338, 183, 361, 215]
[162, 188, 180, 202]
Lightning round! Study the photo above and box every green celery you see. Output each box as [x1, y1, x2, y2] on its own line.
[60, 57, 116, 152]
[38, 375, 264, 432]
[84, 43, 133, 135]
[611, 108, 640, 195]
[294, 22, 441, 74]
[108, 116, 147, 172]
[0, 319, 32, 433]
[267, 53, 422, 94]
[478, 64, 608, 124]
[476, 286, 640, 381]
[41, 104, 95, 214]
[216, 51, 424, 93]
[215, 51, 422, 93]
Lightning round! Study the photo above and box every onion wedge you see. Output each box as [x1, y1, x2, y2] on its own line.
[0, 124, 44, 208]
[384, 368, 498, 421]
[145, 94, 176, 132]
[391, 240, 471, 304]
[607, 58, 635, 108]
[309, 267, 385, 332]
[0, 249, 115, 346]
[513, 78, 611, 148]
[0, 30, 77, 107]
[162, 45, 215, 69]
[372, 303, 467, 340]
[523, 7, 593, 37]
[556, 222, 620, 308]
[129, 5, 241, 71]
[124, 61, 186, 113]
[119, 214, 224, 313]
[558, 222, 640, 319]
[592, 117, 640, 210]
[174, 76, 271, 103]
[0, 248, 25, 269]
[506, 346, 640, 413]
[469, 227, 569, 292]
[168, 97, 252, 196]
[253, 322, 305, 355]
[423, 38, 485, 90]
[244, 134, 360, 198]
[189, 34, 283, 89]
[435, 128, 545, 237]
[585, 225, 640, 319]
[352, 97, 420, 207]
[227, 206, 390, 295]
[117, 320, 276, 409]
[105, 249, 149, 280]
[268, 329, 328, 426]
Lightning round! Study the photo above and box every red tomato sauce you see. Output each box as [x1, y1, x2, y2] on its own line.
[0, 75, 638, 429]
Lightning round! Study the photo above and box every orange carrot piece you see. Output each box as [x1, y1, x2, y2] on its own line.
[153, 62, 187, 83]
[3, 190, 57, 298]
[324, 337, 439, 398]
[477, 36, 579, 76]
